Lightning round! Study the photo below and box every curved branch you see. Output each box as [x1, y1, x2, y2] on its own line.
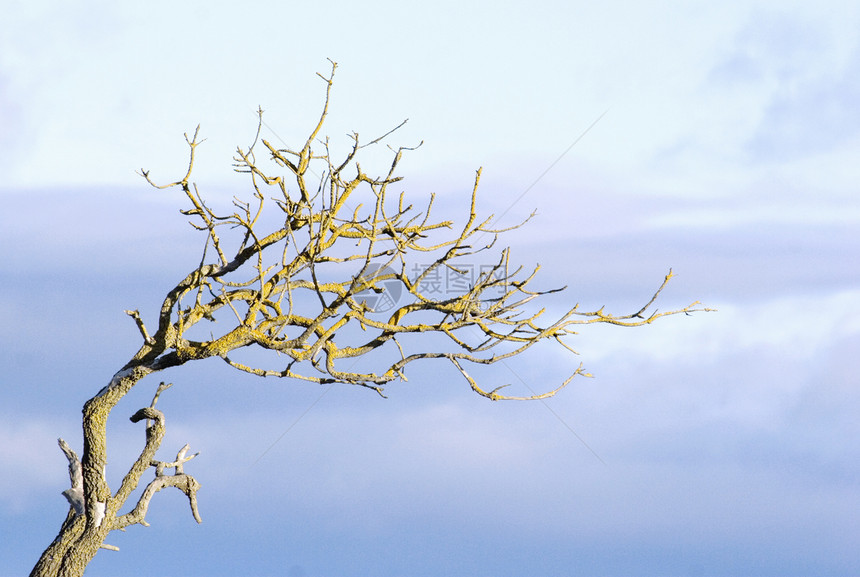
[448, 356, 590, 401]
[112, 385, 202, 530]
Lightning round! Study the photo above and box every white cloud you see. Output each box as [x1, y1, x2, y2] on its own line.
[645, 198, 860, 229]
[580, 289, 860, 363]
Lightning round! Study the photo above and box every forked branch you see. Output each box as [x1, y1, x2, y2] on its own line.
[128, 59, 709, 401]
[113, 384, 201, 530]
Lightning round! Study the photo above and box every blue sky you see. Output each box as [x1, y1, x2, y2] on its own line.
[1, 1, 859, 576]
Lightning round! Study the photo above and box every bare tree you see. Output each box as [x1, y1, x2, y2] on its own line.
[30, 61, 708, 577]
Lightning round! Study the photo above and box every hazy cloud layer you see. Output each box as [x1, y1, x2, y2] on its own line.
[2, 2, 859, 576]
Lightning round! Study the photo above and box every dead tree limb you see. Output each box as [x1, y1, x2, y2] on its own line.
[31, 60, 710, 577]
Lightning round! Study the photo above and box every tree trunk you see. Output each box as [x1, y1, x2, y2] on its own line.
[29, 515, 105, 577]
[30, 368, 149, 577]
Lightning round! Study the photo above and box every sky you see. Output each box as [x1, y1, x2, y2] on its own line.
[1, 1, 859, 576]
